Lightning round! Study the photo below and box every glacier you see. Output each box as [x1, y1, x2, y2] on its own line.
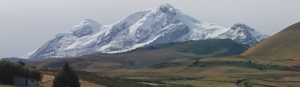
[23, 4, 268, 59]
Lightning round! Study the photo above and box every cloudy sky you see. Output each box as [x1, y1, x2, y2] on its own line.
[1, 0, 300, 58]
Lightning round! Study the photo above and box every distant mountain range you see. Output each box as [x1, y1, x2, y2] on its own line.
[23, 4, 268, 59]
[24, 21, 300, 87]
[27, 39, 249, 70]
[1, 57, 30, 62]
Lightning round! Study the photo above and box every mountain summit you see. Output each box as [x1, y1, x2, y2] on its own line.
[23, 4, 268, 59]
[71, 19, 102, 37]
[219, 23, 268, 46]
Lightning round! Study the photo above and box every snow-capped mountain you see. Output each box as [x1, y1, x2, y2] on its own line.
[23, 4, 268, 59]
[218, 23, 268, 46]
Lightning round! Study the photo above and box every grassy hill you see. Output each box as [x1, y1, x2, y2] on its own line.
[242, 22, 300, 59]
[131, 39, 249, 58]
[242, 22, 300, 66]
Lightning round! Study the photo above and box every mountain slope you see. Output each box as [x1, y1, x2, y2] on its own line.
[242, 22, 300, 60]
[24, 4, 267, 59]
[28, 39, 249, 71]
[219, 23, 268, 46]
[132, 39, 249, 58]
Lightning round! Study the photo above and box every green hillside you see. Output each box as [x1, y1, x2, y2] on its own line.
[134, 39, 249, 57]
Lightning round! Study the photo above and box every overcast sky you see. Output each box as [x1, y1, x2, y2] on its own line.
[1, 0, 300, 58]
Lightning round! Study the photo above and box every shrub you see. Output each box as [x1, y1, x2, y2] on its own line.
[0, 60, 42, 84]
[244, 81, 253, 87]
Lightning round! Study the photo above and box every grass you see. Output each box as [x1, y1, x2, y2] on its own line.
[245, 79, 300, 87]
[0, 85, 14, 87]
[40, 68, 182, 87]
[165, 80, 237, 87]
[40, 74, 104, 87]
[242, 22, 300, 63]
[191, 61, 298, 71]
[0, 74, 103, 87]
[35, 63, 300, 87]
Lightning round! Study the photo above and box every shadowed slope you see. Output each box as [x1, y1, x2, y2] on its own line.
[242, 22, 300, 60]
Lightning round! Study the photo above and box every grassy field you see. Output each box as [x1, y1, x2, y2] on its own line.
[0, 85, 14, 87]
[34, 54, 300, 87]
[0, 75, 104, 87]
[100, 61, 300, 87]
[0, 75, 105, 87]
[165, 80, 237, 87]
[40, 74, 104, 87]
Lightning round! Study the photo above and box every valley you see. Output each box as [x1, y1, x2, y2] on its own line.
[26, 31, 300, 87]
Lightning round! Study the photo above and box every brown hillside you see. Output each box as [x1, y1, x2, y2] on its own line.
[242, 22, 300, 60]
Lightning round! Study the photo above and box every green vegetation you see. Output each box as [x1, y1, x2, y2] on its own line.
[0, 60, 43, 85]
[244, 81, 253, 87]
[53, 62, 80, 87]
[41, 68, 194, 87]
[17, 60, 25, 66]
[139, 39, 249, 57]
[151, 62, 182, 69]
[191, 60, 296, 71]
[236, 80, 243, 85]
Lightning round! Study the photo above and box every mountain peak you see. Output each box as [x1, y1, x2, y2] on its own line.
[222, 23, 268, 46]
[158, 4, 176, 14]
[159, 4, 174, 9]
[23, 5, 268, 59]
[81, 19, 101, 25]
[231, 23, 255, 31]
[71, 19, 102, 37]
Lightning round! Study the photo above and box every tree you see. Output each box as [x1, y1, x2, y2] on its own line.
[52, 62, 80, 87]
[17, 60, 25, 66]
[236, 80, 242, 85]
[192, 61, 200, 65]
[0, 60, 42, 85]
[200, 65, 206, 67]
[244, 81, 253, 87]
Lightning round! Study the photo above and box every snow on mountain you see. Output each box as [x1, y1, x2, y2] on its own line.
[21, 50, 37, 59]
[71, 19, 102, 37]
[218, 23, 269, 46]
[23, 4, 268, 59]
